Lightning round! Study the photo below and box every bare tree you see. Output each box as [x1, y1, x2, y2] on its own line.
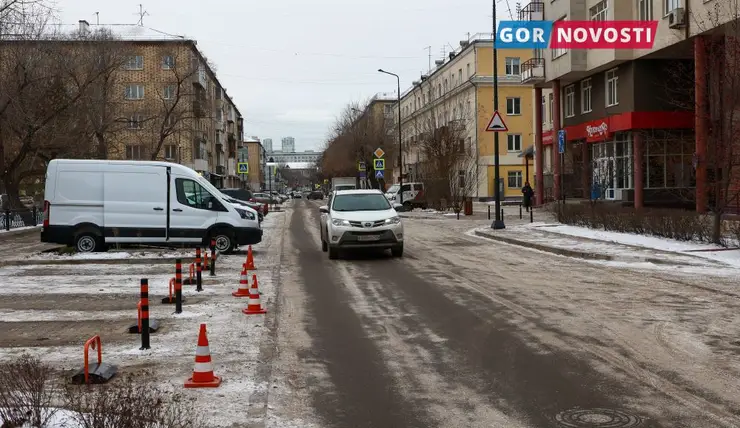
[409, 101, 478, 211]
[320, 99, 394, 188]
[664, 0, 740, 243]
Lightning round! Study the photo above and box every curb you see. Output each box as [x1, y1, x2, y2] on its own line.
[0, 226, 41, 240]
[473, 230, 614, 261]
[0, 256, 198, 268]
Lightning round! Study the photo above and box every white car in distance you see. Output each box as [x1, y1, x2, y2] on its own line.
[319, 189, 404, 259]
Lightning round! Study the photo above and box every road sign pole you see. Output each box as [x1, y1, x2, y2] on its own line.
[491, 0, 504, 230]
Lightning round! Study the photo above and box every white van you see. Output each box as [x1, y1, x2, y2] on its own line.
[41, 159, 262, 253]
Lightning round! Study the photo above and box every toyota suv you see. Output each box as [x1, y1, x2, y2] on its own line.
[319, 189, 404, 259]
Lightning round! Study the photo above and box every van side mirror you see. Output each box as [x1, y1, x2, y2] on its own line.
[207, 201, 213, 210]
[393, 203, 404, 211]
[318, 205, 329, 214]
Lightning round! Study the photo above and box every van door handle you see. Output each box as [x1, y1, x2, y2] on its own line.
[172, 208, 183, 212]
[153, 207, 164, 211]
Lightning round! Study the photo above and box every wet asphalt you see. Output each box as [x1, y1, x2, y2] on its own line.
[288, 199, 667, 428]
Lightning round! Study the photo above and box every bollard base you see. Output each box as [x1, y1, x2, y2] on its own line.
[162, 296, 185, 304]
[182, 278, 196, 285]
[70, 363, 117, 385]
[491, 219, 506, 230]
[127, 319, 160, 334]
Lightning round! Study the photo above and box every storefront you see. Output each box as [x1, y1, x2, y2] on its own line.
[541, 111, 695, 207]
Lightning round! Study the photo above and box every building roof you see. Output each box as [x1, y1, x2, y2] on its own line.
[283, 162, 316, 169]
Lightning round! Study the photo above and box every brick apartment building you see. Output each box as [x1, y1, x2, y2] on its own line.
[12, 21, 246, 189]
[520, 0, 737, 212]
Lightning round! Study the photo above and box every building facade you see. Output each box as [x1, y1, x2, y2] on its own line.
[281, 137, 296, 153]
[393, 35, 536, 198]
[243, 138, 265, 192]
[267, 150, 321, 163]
[83, 34, 246, 188]
[520, 0, 736, 211]
[262, 138, 273, 152]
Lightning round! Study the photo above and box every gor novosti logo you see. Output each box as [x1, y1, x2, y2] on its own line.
[496, 20, 659, 50]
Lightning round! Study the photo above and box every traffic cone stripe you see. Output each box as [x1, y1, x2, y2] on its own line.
[193, 362, 214, 373]
[195, 346, 211, 356]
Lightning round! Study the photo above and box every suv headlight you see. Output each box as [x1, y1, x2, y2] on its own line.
[384, 216, 401, 224]
[332, 218, 350, 226]
[235, 208, 256, 220]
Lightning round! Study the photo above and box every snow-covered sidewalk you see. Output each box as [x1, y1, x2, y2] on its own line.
[471, 222, 740, 274]
[0, 211, 288, 428]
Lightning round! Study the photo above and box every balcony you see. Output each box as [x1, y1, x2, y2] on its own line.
[194, 66, 207, 88]
[227, 159, 236, 176]
[521, 57, 545, 83]
[193, 158, 208, 171]
[518, 0, 544, 20]
[192, 100, 206, 118]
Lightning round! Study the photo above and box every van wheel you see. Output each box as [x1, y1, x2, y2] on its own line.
[75, 233, 100, 253]
[211, 230, 236, 254]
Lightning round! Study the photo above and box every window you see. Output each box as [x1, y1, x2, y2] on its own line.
[590, 0, 608, 21]
[552, 18, 569, 59]
[507, 134, 522, 152]
[124, 55, 143, 70]
[549, 93, 554, 123]
[458, 68, 463, 84]
[164, 145, 177, 160]
[606, 68, 619, 106]
[163, 85, 176, 100]
[128, 114, 144, 129]
[331, 194, 391, 211]
[541, 95, 547, 124]
[125, 84, 145, 100]
[506, 97, 521, 115]
[466, 63, 471, 77]
[125, 145, 142, 160]
[162, 55, 175, 70]
[458, 170, 466, 188]
[507, 171, 523, 188]
[564, 85, 575, 117]
[664, 0, 680, 15]
[175, 178, 217, 210]
[505, 57, 521, 76]
[581, 79, 592, 113]
[638, 0, 653, 20]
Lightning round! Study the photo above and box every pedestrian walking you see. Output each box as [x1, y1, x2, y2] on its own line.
[521, 182, 534, 212]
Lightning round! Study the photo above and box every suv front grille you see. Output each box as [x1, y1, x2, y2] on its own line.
[348, 220, 386, 228]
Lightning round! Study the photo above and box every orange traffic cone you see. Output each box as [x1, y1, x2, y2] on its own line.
[184, 324, 222, 388]
[244, 245, 255, 271]
[232, 266, 251, 297]
[242, 275, 266, 315]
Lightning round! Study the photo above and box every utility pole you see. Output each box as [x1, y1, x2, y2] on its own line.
[424, 46, 432, 73]
[491, 0, 505, 229]
[135, 4, 149, 26]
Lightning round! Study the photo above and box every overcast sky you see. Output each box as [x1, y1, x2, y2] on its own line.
[56, 0, 509, 152]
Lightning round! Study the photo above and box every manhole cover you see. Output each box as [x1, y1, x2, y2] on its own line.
[554, 408, 643, 427]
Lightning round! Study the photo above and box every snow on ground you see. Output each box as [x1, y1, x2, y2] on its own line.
[0, 225, 37, 234]
[24, 248, 194, 261]
[527, 222, 740, 269]
[0, 211, 288, 428]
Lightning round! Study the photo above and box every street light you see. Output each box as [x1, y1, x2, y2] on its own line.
[490, 0, 505, 229]
[378, 68, 403, 205]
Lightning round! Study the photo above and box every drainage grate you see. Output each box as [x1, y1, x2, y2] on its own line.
[554, 408, 643, 428]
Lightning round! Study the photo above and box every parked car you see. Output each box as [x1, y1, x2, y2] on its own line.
[220, 188, 265, 216]
[253, 192, 280, 204]
[219, 194, 263, 222]
[41, 159, 262, 253]
[292, 191, 303, 199]
[318, 189, 404, 259]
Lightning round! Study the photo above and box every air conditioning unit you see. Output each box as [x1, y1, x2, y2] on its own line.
[669, 8, 686, 29]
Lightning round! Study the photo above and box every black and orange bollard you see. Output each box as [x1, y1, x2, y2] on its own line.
[128, 279, 159, 338]
[203, 249, 210, 272]
[195, 248, 203, 292]
[175, 258, 183, 314]
[210, 239, 216, 276]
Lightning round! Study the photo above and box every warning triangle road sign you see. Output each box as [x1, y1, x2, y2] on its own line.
[486, 111, 508, 132]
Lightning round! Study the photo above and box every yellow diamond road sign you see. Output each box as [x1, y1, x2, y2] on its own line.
[373, 148, 385, 158]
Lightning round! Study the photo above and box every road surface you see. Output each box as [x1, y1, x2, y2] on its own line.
[264, 200, 740, 428]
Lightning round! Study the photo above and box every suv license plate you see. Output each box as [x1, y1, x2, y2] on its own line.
[357, 235, 380, 242]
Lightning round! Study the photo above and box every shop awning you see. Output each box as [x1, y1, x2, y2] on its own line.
[518, 145, 535, 158]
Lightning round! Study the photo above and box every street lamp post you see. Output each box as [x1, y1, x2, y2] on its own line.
[378, 69, 403, 205]
[491, 0, 505, 229]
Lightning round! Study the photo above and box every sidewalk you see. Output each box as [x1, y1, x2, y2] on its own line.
[399, 204, 555, 225]
[471, 222, 739, 270]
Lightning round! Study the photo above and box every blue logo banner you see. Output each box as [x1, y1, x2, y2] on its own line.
[496, 21, 553, 49]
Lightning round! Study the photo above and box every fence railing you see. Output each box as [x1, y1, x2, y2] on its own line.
[2, 207, 42, 231]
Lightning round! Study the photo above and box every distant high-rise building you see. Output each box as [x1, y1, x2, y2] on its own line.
[281, 137, 295, 153]
[263, 138, 273, 152]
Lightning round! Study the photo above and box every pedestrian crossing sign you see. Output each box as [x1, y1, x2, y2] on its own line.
[374, 158, 385, 171]
[237, 162, 249, 174]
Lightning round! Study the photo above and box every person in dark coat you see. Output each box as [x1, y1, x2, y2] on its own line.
[521, 181, 534, 211]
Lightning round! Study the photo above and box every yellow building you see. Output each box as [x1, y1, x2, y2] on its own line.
[394, 34, 536, 198]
